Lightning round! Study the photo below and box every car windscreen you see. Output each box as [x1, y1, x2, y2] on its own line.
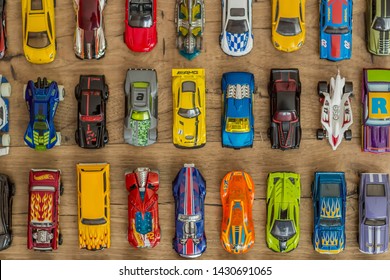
[79, 1, 100, 30]
[178, 107, 200, 118]
[324, 26, 349, 34]
[319, 218, 342, 227]
[320, 183, 341, 197]
[27, 32, 50, 48]
[31, 0, 43, 10]
[276, 91, 296, 111]
[129, 3, 153, 28]
[182, 81, 196, 92]
[372, 17, 390, 32]
[364, 218, 386, 226]
[226, 19, 248, 34]
[81, 91, 102, 116]
[366, 184, 386, 196]
[276, 18, 301, 36]
[225, 118, 250, 133]
[271, 220, 296, 240]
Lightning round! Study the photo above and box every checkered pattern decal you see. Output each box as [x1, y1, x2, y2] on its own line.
[226, 32, 249, 52]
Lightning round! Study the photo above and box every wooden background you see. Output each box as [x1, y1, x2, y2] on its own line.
[0, 0, 390, 260]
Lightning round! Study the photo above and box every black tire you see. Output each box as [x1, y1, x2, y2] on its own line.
[54, 0, 56, 8]
[75, 85, 80, 100]
[344, 81, 353, 94]
[11, 184, 16, 197]
[267, 127, 271, 139]
[103, 85, 109, 101]
[60, 184, 64, 196]
[104, 130, 109, 145]
[317, 81, 327, 98]
[75, 130, 79, 145]
[316, 129, 324, 140]
[344, 129, 352, 141]
[58, 233, 63, 246]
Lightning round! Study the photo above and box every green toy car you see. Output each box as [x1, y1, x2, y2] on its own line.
[366, 0, 390, 55]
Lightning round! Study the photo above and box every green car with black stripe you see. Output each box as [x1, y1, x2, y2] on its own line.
[367, 0, 390, 55]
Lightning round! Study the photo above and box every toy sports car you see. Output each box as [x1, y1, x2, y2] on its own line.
[312, 172, 346, 254]
[220, 0, 253, 56]
[0, 75, 11, 156]
[221, 171, 254, 254]
[172, 163, 206, 258]
[175, 0, 205, 60]
[266, 172, 300, 253]
[27, 169, 63, 251]
[124, 0, 157, 52]
[24, 77, 64, 151]
[317, 71, 353, 150]
[126, 167, 160, 248]
[0, 0, 7, 59]
[268, 69, 301, 150]
[0, 173, 14, 251]
[221, 72, 254, 149]
[366, 0, 390, 55]
[359, 173, 389, 254]
[172, 69, 206, 148]
[74, 0, 107, 59]
[124, 69, 158, 146]
[75, 75, 109, 149]
[319, 0, 352, 61]
[21, 0, 56, 64]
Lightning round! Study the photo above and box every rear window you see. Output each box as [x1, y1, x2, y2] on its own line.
[366, 184, 386, 196]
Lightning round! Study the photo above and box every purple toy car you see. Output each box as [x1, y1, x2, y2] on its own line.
[359, 173, 389, 254]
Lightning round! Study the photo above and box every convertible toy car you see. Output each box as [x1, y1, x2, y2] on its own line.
[271, 0, 305, 52]
[75, 75, 109, 149]
[24, 77, 64, 151]
[0, 0, 7, 59]
[221, 72, 254, 149]
[366, 0, 390, 55]
[77, 163, 110, 250]
[126, 167, 160, 248]
[21, 0, 56, 64]
[317, 71, 353, 150]
[172, 69, 206, 148]
[175, 0, 205, 60]
[266, 172, 300, 253]
[359, 173, 389, 254]
[124, 69, 158, 146]
[220, 0, 253, 56]
[74, 0, 107, 59]
[221, 171, 254, 254]
[0, 75, 11, 156]
[0, 173, 14, 251]
[172, 163, 206, 258]
[124, 0, 157, 52]
[27, 169, 63, 251]
[312, 172, 346, 254]
[268, 69, 301, 150]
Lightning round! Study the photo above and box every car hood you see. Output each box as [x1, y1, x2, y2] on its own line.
[24, 45, 56, 64]
[272, 30, 305, 52]
[79, 121, 104, 148]
[79, 223, 110, 250]
[127, 118, 151, 146]
[222, 130, 253, 149]
[314, 228, 345, 253]
[360, 224, 389, 254]
[125, 25, 157, 52]
[364, 125, 390, 152]
[221, 31, 253, 56]
[320, 33, 351, 61]
[174, 115, 205, 147]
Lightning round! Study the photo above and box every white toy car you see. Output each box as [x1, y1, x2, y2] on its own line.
[316, 71, 353, 150]
[0, 75, 11, 156]
[220, 0, 253, 56]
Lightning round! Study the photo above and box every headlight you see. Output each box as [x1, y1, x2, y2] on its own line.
[274, 41, 280, 47]
[297, 41, 303, 47]
[49, 53, 54, 59]
[25, 54, 30, 61]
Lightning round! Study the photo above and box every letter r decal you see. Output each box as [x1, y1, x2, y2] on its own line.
[372, 98, 388, 114]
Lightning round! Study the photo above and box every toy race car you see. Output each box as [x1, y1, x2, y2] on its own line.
[0, 75, 11, 156]
[74, 0, 107, 59]
[27, 169, 63, 251]
[75, 75, 109, 149]
[24, 77, 64, 151]
[266, 172, 300, 253]
[221, 72, 255, 149]
[366, 0, 390, 55]
[124, 69, 158, 146]
[173, 163, 206, 258]
[220, 0, 253, 56]
[268, 69, 301, 150]
[317, 71, 353, 150]
[124, 0, 157, 52]
[0, 0, 7, 59]
[126, 167, 160, 248]
[22, 0, 56, 63]
[175, 0, 205, 60]
[221, 171, 255, 254]
[0, 173, 14, 251]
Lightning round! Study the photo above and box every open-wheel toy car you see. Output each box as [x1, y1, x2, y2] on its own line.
[366, 0, 390, 55]
[0, 74, 11, 156]
[0, 173, 14, 251]
[0, 0, 7, 59]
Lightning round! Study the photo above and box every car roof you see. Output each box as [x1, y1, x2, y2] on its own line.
[80, 170, 107, 220]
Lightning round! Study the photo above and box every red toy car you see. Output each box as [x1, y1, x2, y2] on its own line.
[27, 169, 63, 251]
[0, 0, 7, 59]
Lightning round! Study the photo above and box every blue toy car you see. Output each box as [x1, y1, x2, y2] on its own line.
[0, 75, 11, 156]
[172, 163, 206, 258]
[24, 77, 64, 151]
[221, 72, 255, 149]
[312, 171, 346, 254]
[319, 0, 352, 61]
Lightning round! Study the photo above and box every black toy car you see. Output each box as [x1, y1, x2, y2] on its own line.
[0, 173, 14, 251]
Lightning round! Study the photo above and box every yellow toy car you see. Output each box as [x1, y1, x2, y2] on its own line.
[77, 163, 110, 250]
[172, 69, 206, 148]
[21, 0, 56, 64]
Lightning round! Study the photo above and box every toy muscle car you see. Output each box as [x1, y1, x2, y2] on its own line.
[124, 69, 158, 146]
[126, 167, 160, 248]
[75, 75, 109, 149]
[27, 169, 63, 251]
[221, 171, 254, 254]
[0, 173, 14, 251]
[0, 0, 7, 59]
[366, 0, 390, 55]
[317, 71, 353, 150]
[173, 163, 206, 258]
[0, 75, 10, 156]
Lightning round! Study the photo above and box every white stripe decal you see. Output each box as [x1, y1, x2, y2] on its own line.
[379, 173, 383, 183]
[370, 173, 374, 182]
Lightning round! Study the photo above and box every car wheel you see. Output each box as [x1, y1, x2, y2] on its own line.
[344, 81, 353, 94]
[103, 85, 109, 101]
[267, 127, 271, 139]
[1, 134, 10, 146]
[75, 85, 80, 100]
[104, 130, 109, 144]
[58, 85, 65, 101]
[344, 129, 352, 141]
[317, 81, 327, 98]
[75, 130, 79, 144]
[60, 184, 64, 196]
[0, 82, 11, 97]
[23, 84, 27, 100]
[316, 129, 324, 140]
[11, 183, 16, 197]
[55, 132, 61, 146]
[58, 233, 63, 246]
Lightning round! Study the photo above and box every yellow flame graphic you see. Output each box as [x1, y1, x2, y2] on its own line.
[30, 193, 53, 222]
[321, 199, 340, 218]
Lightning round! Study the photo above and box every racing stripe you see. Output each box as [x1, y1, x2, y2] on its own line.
[387, 0, 390, 17]
[331, 35, 341, 58]
[332, 1, 343, 24]
[185, 167, 194, 255]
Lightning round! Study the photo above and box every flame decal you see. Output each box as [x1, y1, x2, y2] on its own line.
[79, 226, 109, 250]
[34, 174, 55, 181]
[320, 199, 341, 218]
[30, 193, 53, 222]
[321, 232, 339, 246]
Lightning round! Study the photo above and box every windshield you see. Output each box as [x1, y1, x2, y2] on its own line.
[276, 18, 301, 36]
[178, 107, 200, 118]
[129, 3, 153, 28]
[225, 118, 250, 133]
[31, 222, 53, 227]
[324, 26, 349, 34]
[372, 17, 390, 32]
[27, 32, 50, 48]
[364, 218, 386, 226]
[81, 218, 107, 225]
[367, 184, 386, 196]
[319, 218, 342, 227]
[271, 220, 296, 240]
[131, 110, 150, 121]
[79, 1, 100, 30]
[226, 19, 248, 34]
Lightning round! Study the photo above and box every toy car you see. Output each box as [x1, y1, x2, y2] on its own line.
[0, 173, 14, 251]
[0, 0, 7, 59]
[124, 69, 158, 146]
[27, 169, 63, 251]
[220, 171, 254, 254]
[312, 171, 346, 254]
[77, 163, 110, 250]
[271, 0, 305, 52]
[366, 0, 390, 55]
[268, 69, 301, 150]
[220, 0, 253, 56]
[126, 167, 160, 248]
[266, 172, 300, 253]
[124, 0, 157, 52]
[172, 163, 206, 258]
[175, 0, 205, 60]
[75, 75, 109, 149]
[74, 0, 107, 59]
[359, 173, 389, 254]
[24, 77, 64, 151]
[0, 75, 11, 156]
[221, 72, 255, 149]
[172, 69, 206, 148]
[21, 0, 56, 64]
[362, 69, 390, 153]
[317, 71, 353, 150]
